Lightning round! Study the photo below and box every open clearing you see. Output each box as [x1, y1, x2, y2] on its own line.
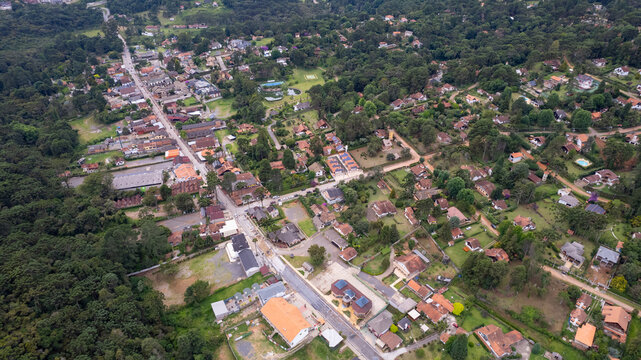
[144, 249, 245, 306]
[206, 97, 236, 118]
[70, 114, 118, 144]
[287, 337, 355, 360]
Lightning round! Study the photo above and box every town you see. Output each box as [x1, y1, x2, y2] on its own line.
[4, 0, 641, 359]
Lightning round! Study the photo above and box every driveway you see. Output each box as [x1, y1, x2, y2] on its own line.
[274, 228, 343, 260]
[358, 271, 397, 298]
[159, 212, 202, 232]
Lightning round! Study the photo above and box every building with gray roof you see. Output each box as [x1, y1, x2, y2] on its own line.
[238, 248, 259, 277]
[595, 246, 620, 268]
[257, 281, 286, 305]
[560, 241, 585, 267]
[368, 310, 394, 337]
[112, 171, 163, 190]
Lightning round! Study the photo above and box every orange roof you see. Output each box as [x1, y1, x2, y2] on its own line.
[577, 134, 589, 142]
[174, 163, 199, 180]
[602, 306, 631, 332]
[575, 323, 596, 347]
[200, 149, 215, 157]
[431, 293, 454, 313]
[407, 280, 421, 292]
[165, 149, 180, 159]
[260, 297, 311, 344]
[510, 152, 523, 158]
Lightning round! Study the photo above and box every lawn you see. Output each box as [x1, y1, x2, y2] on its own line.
[626, 317, 641, 355]
[70, 114, 118, 144]
[460, 306, 511, 333]
[286, 337, 355, 360]
[297, 218, 316, 237]
[207, 97, 236, 118]
[444, 241, 473, 268]
[362, 252, 390, 275]
[349, 146, 402, 169]
[382, 273, 399, 286]
[85, 150, 123, 164]
[288, 67, 325, 92]
[165, 272, 265, 339]
[182, 96, 200, 106]
[254, 37, 274, 47]
[144, 249, 249, 306]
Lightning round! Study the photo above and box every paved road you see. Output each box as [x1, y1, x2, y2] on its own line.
[542, 266, 636, 313]
[267, 120, 282, 150]
[119, 34, 207, 176]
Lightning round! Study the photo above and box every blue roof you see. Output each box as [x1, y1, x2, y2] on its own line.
[344, 289, 356, 298]
[334, 279, 347, 289]
[355, 296, 370, 307]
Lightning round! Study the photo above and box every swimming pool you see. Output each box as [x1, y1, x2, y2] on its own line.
[575, 158, 592, 168]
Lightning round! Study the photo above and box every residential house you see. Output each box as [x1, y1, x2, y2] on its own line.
[513, 215, 535, 231]
[406, 280, 431, 300]
[485, 248, 509, 262]
[614, 66, 630, 77]
[316, 119, 328, 129]
[528, 172, 543, 185]
[594, 246, 620, 268]
[333, 222, 354, 237]
[437, 132, 452, 144]
[585, 203, 606, 215]
[451, 228, 464, 240]
[404, 207, 419, 226]
[561, 241, 585, 267]
[339, 247, 358, 262]
[465, 94, 480, 104]
[257, 282, 287, 305]
[493, 115, 510, 125]
[415, 178, 432, 191]
[416, 294, 454, 324]
[322, 187, 344, 204]
[292, 123, 310, 136]
[530, 136, 546, 147]
[602, 305, 631, 342]
[238, 249, 260, 277]
[570, 308, 588, 327]
[447, 206, 469, 223]
[465, 238, 481, 251]
[576, 74, 594, 90]
[508, 152, 523, 163]
[268, 223, 304, 246]
[410, 164, 428, 178]
[475, 180, 496, 198]
[475, 324, 524, 358]
[372, 200, 397, 218]
[260, 297, 311, 347]
[394, 253, 427, 277]
[368, 310, 394, 337]
[293, 102, 311, 112]
[558, 195, 580, 208]
[576, 293, 592, 310]
[308, 162, 325, 177]
[397, 317, 411, 332]
[573, 323, 596, 350]
[592, 58, 607, 68]
[391, 99, 406, 110]
[331, 279, 372, 318]
[492, 200, 508, 211]
[436, 198, 449, 210]
[378, 332, 402, 351]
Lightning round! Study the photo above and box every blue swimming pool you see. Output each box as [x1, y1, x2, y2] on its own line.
[575, 158, 592, 167]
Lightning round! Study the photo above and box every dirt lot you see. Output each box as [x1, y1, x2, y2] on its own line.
[144, 248, 245, 306]
[350, 145, 403, 169]
[282, 201, 310, 223]
[586, 264, 614, 287]
[231, 319, 285, 360]
[484, 276, 571, 333]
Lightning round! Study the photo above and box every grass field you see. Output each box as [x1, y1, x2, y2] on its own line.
[298, 219, 316, 237]
[254, 37, 274, 47]
[287, 337, 355, 360]
[288, 68, 325, 92]
[207, 97, 236, 118]
[350, 146, 401, 169]
[70, 114, 118, 144]
[144, 249, 247, 306]
[362, 252, 390, 275]
[182, 96, 200, 106]
[165, 272, 265, 340]
[85, 150, 122, 164]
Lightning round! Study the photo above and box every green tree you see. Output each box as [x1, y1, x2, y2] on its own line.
[283, 149, 295, 169]
[456, 188, 475, 207]
[611, 275, 628, 292]
[603, 138, 634, 170]
[445, 334, 468, 360]
[174, 193, 195, 213]
[184, 280, 210, 304]
[446, 177, 465, 198]
[571, 109, 592, 131]
[222, 172, 237, 192]
[510, 265, 528, 292]
[308, 244, 326, 267]
[364, 100, 377, 117]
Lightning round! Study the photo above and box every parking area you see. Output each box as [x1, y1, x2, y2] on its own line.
[275, 228, 344, 259]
